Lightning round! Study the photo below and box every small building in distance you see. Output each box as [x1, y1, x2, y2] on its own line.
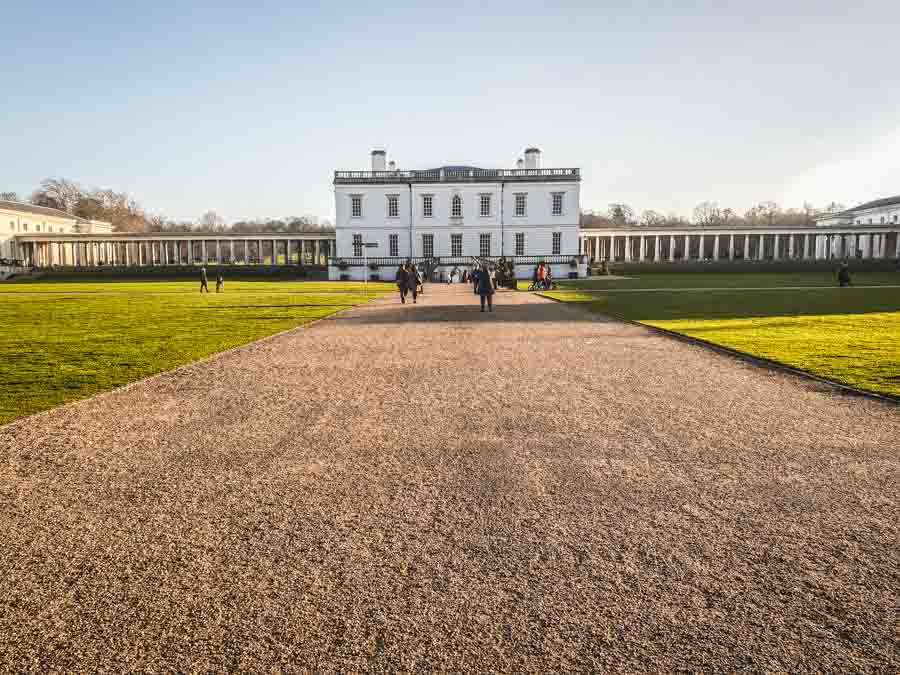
[332, 147, 584, 280]
[815, 195, 900, 228]
[1, 200, 111, 262]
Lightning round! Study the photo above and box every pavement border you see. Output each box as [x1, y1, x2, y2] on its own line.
[537, 291, 900, 406]
[0, 292, 390, 432]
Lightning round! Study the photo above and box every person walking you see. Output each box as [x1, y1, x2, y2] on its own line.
[215, 273, 224, 293]
[396, 263, 409, 303]
[837, 260, 851, 287]
[415, 264, 424, 296]
[407, 263, 418, 303]
[476, 266, 495, 312]
[200, 266, 209, 293]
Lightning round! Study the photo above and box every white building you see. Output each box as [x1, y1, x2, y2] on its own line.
[331, 148, 584, 280]
[813, 195, 900, 258]
[1, 200, 111, 262]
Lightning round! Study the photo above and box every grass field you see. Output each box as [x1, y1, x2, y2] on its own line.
[0, 280, 393, 425]
[540, 272, 900, 398]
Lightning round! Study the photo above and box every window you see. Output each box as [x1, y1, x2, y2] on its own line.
[387, 195, 399, 218]
[351, 195, 362, 218]
[22, 224, 28, 232]
[423, 195, 433, 217]
[479, 233, 491, 257]
[880, 216, 885, 224]
[480, 194, 491, 217]
[868, 218, 872, 224]
[515, 232, 525, 256]
[352, 234, 362, 257]
[552, 232, 562, 255]
[552, 193, 564, 216]
[9, 221, 14, 231]
[451, 233, 462, 257]
[894, 215, 898, 224]
[389, 234, 399, 257]
[451, 194, 462, 218]
[514, 193, 527, 217]
[422, 234, 434, 258]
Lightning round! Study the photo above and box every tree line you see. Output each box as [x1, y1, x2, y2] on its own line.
[582, 200, 846, 229]
[0, 179, 334, 234]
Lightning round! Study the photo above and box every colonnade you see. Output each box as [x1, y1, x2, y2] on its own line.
[579, 230, 900, 263]
[14, 237, 337, 269]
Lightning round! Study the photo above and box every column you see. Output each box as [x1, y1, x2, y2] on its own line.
[788, 234, 794, 259]
[200, 240, 206, 264]
[315, 240, 320, 265]
[728, 234, 735, 260]
[772, 234, 780, 260]
[655, 236, 661, 262]
[895, 232, 900, 258]
[243, 240, 248, 264]
[756, 235, 763, 261]
[803, 234, 810, 260]
[272, 239, 277, 264]
[698, 234, 704, 261]
[638, 236, 644, 262]
[743, 234, 749, 261]
[623, 235, 631, 262]
[667, 235, 674, 262]
[257, 240, 263, 264]
[713, 234, 719, 261]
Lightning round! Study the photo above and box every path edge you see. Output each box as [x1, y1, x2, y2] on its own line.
[537, 291, 900, 406]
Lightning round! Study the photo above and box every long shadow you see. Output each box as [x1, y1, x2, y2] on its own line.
[332, 301, 600, 325]
[198, 304, 356, 310]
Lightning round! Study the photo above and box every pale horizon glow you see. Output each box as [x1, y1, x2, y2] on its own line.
[2, 0, 899, 223]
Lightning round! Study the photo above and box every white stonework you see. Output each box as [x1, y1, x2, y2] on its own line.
[1, 200, 111, 261]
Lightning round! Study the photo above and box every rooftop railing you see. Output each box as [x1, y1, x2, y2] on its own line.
[334, 168, 581, 184]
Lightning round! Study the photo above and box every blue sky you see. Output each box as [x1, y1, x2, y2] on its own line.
[3, 0, 899, 222]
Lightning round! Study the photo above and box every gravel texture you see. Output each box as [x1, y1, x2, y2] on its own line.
[2, 284, 898, 671]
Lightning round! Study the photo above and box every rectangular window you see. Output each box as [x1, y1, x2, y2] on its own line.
[387, 195, 399, 218]
[514, 193, 527, 217]
[423, 195, 433, 217]
[515, 232, 525, 256]
[351, 195, 362, 218]
[552, 232, 562, 255]
[479, 233, 491, 257]
[480, 194, 491, 217]
[422, 234, 434, 258]
[552, 193, 564, 216]
[352, 234, 363, 257]
[389, 233, 399, 257]
[451, 233, 462, 257]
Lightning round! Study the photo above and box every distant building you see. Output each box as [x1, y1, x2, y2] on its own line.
[815, 195, 900, 228]
[1, 200, 111, 261]
[332, 147, 583, 279]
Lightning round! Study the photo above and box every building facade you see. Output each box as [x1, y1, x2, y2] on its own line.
[332, 148, 584, 279]
[1, 200, 112, 261]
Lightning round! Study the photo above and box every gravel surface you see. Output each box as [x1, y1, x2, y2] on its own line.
[2, 284, 898, 671]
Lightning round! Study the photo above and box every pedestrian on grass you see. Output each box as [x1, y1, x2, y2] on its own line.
[200, 266, 209, 293]
[476, 266, 495, 312]
[216, 274, 224, 293]
[837, 260, 851, 287]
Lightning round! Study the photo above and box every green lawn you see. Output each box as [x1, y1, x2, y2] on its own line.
[540, 273, 900, 398]
[0, 280, 393, 425]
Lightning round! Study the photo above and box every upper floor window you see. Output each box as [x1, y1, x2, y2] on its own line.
[479, 233, 491, 257]
[9, 221, 14, 231]
[422, 234, 434, 258]
[451, 233, 462, 257]
[868, 218, 872, 224]
[515, 232, 525, 256]
[352, 233, 363, 256]
[451, 194, 462, 218]
[880, 216, 885, 224]
[422, 195, 433, 217]
[22, 223, 28, 231]
[552, 231, 562, 255]
[552, 192, 564, 217]
[514, 193, 527, 217]
[893, 215, 898, 224]
[480, 194, 491, 217]
[351, 195, 362, 218]
[387, 195, 399, 218]
[389, 233, 399, 257]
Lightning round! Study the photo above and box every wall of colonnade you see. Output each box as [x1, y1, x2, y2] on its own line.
[579, 229, 900, 263]
[13, 236, 337, 269]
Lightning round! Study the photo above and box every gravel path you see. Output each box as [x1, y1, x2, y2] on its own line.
[2, 284, 898, 671]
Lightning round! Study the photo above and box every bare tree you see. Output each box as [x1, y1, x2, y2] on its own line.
[607, 203, 634, 226]
[0, 191, 19, 201]
[32, 178, 84, 213]
[640, 210, 665, 227]
[693, 201, 722, 226]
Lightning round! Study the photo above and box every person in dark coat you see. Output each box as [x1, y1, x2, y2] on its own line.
[407, 263, 418, 303]
[200, 266, 209, 293]
[837, 260, 851, 287]
[476, 267, 495, 312]
[396, 264, 408, 303]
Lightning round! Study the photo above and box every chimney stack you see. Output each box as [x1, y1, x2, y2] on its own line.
[516, 158, 524, 170]
[388, 160, 396, 171]
[371, 149, 386, 171]
[524, 147, 541, 170]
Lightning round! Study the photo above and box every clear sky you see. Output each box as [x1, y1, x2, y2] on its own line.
[3, 0, 899, 222]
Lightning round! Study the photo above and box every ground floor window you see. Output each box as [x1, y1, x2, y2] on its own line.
[552, 232, 561, 255]
[352, 234, 362, 257]
[515, 232, 525, 256]
[451, 233, 462, 257]
[422, 234, 434, 258]
[389, 233, 399, 257]
[479, 233, 491, 257]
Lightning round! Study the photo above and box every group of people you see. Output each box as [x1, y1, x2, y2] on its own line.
[199, 267, 224, 293]
[395, 262, 424, 303]
[531, 262, 553, 290]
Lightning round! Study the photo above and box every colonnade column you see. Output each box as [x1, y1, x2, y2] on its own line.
[713, 234, 720, 261]
[698, 234, 704, 261]
[655, 236, 661, 262]
[728, 235, 735, 260]
[773, 234, 780, 260]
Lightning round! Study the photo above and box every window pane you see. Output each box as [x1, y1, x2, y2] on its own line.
[479, 233, 491, 257]
[423, 234, 434, 257]
[451, 233, 462, 257]
[353, 234, 362, 256]
[515, 232, 525, 256]
[552, 232, 561, 254]
[389, 234, 398, 257]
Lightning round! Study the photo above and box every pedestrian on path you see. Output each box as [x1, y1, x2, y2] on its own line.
[200, 266, 209, 293]
[396, 264, 409, 303]
[407, 262, 418, 303]
[476, 266, 495, 312]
